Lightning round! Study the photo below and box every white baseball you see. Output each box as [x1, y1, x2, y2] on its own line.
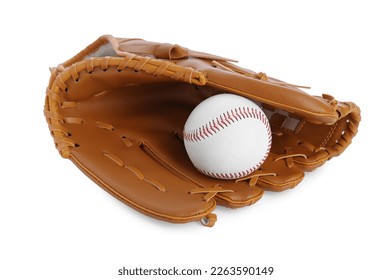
[183, 93, 271, 179]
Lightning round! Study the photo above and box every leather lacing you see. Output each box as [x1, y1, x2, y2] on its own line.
[45, 53, 208, 158]
[236, 148, 308, 187]
[189, 185, 233, 202]
[273, 147, 307, 169]
[189, 185, 226, 227]
[61, 54, 204, 87]
[236, 172, 277, 187]
[44, 88, 80, 155]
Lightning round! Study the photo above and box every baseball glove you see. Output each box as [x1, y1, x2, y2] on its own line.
[44, 35, 360, 226]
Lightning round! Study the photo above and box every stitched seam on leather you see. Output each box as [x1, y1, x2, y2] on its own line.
[321, 122, 338, 147]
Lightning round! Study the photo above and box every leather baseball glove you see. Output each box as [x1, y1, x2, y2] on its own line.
[44, 35, 360, 226]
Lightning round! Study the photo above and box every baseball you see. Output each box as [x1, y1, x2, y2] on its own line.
[183, 93, 271, 179]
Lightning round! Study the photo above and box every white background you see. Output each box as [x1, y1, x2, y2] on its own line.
[1, 1, 391, 279]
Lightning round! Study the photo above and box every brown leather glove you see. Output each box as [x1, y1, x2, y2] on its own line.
[44, 35, 360, 226]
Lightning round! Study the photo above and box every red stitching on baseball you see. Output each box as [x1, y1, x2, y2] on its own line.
[197, 161, 263, 179]
[184, 106, 272, 179]
[184, 106, 270, 143]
